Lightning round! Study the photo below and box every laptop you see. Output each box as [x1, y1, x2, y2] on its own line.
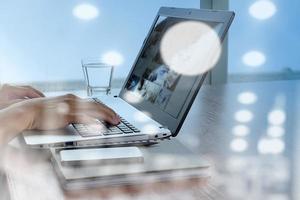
[23, 7, 235, 148]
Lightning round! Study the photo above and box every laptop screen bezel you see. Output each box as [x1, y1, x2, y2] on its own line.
[119, 7, 235, 137]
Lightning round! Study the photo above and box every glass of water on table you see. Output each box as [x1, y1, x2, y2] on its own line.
[82, 58, 114, 96]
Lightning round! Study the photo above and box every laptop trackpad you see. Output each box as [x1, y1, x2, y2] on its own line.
[59, 147, 144, 166]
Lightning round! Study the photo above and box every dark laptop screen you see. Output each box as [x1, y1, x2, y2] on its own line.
[123, 16, 223, 118]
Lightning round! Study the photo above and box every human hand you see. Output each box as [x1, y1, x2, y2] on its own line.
[20, 94, 120, 130]
[0, 84, 44, 109]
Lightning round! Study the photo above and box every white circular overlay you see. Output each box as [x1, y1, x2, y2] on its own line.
[234, 110, 254, 123]
[123, 92, 142, 104]
[160, 21, 222, 75]
[267, 126, 285, 138]
[133, 111, 152, 123]
[238, 91, 258, 105]
[249, 0, 277, 20]
[142, 124, 157, 133]
[102, 51, 124, 66]
[232, 125, 250, 137]
[73, 4, 99, 20]
[258, 138, 285, 154]
[268, 109, 286, 125]
[230, 138, 248, 152]
[242, 51, 266, 67]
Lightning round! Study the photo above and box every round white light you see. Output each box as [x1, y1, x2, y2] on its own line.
[234, 110, 254, 123]
[242, 51, 266, 67]
[133, 111, 152, 123]
[73, 4, 99, 20]
[232, 125, 250, 137]
[57, 102, 70, 114]
[249, 0, 277, 20]
[237, 91, 258, 105]
[183, 134, 201, 148]
[267, 126, 285, 138]
[268, 109, 286, 125]
[258, 138, 285, 154]
[102, 51, 124, 66]
[123, 92, 142, 104]
[142, 124, 157, 133]
[160, 21, 222, 75]
[271, 139, 285, 154]
[230, 138, 248, 152]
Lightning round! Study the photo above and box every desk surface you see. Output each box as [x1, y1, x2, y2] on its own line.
[1, 80, 300, 200]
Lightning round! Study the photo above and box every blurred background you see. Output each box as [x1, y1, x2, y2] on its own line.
[1, 1, 300, 200]
[0, 0, 199, 88]
[1, 0, 299, 88]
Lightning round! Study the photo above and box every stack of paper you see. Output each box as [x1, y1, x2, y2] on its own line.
[51, 139, 210, 190]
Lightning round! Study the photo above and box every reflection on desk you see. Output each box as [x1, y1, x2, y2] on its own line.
[178, 80, 299, 200]
[1, 80, 300, 200]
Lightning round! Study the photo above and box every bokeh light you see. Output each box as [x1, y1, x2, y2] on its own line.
[268, 109, 286, 125]
[237, 91, 258, 105]
[123, 92, 142, 104]
[56, 102, 69, 114]
[258, 138, 285, 154]
[232, 125, 250, 137]
[230, 138, 248, 152]
[182, 134, 201, 148]
[267, 126, 285, 138]
[234, 110, 254, 123]
[249, 0, 277, 20]
[141, 124, 157, 133]
[242, 51, 266, 67]
[73, 3, 99, 20]
[102, 51, 124, 66]
[160, 21, 222, 75]
[133, 111, 152, 123]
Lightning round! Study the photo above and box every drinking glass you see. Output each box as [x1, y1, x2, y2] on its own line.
[82, 58, 114, 96]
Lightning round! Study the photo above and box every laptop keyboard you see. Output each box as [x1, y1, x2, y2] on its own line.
[73, 99, 140, 137]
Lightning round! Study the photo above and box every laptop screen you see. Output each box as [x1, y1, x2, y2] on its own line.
[124, 16, 223, 118]
[120, 8, 234, 135]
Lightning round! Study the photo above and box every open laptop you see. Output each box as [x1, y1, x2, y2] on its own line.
[23, 7, 235, 148]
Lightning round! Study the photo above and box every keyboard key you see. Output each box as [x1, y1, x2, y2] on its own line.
[81, 132, 103, 137]
[117, 125, 128, 130]
[73, 101, 141, 137]
[103, 131, 123, 135]
[76, 129, 104, 137]
[123, 131, 133, 134]
[109, 127, 120, 131]
[88, 124, 107, 131]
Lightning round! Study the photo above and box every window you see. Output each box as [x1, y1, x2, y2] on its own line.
[0, 1, 200, 87]
[229, 0, 300, 81]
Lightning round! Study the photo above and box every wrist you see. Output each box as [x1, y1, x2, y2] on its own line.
[0, 102, 35, 144]
[16, 104, 34, 132]
[12, 100, 37, 131]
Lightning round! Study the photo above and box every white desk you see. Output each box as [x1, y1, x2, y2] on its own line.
[2, 80, 300, 200]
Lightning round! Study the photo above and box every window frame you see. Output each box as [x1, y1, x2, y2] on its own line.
[200, 0, 229, 85]
[213, 0, 299, 83]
